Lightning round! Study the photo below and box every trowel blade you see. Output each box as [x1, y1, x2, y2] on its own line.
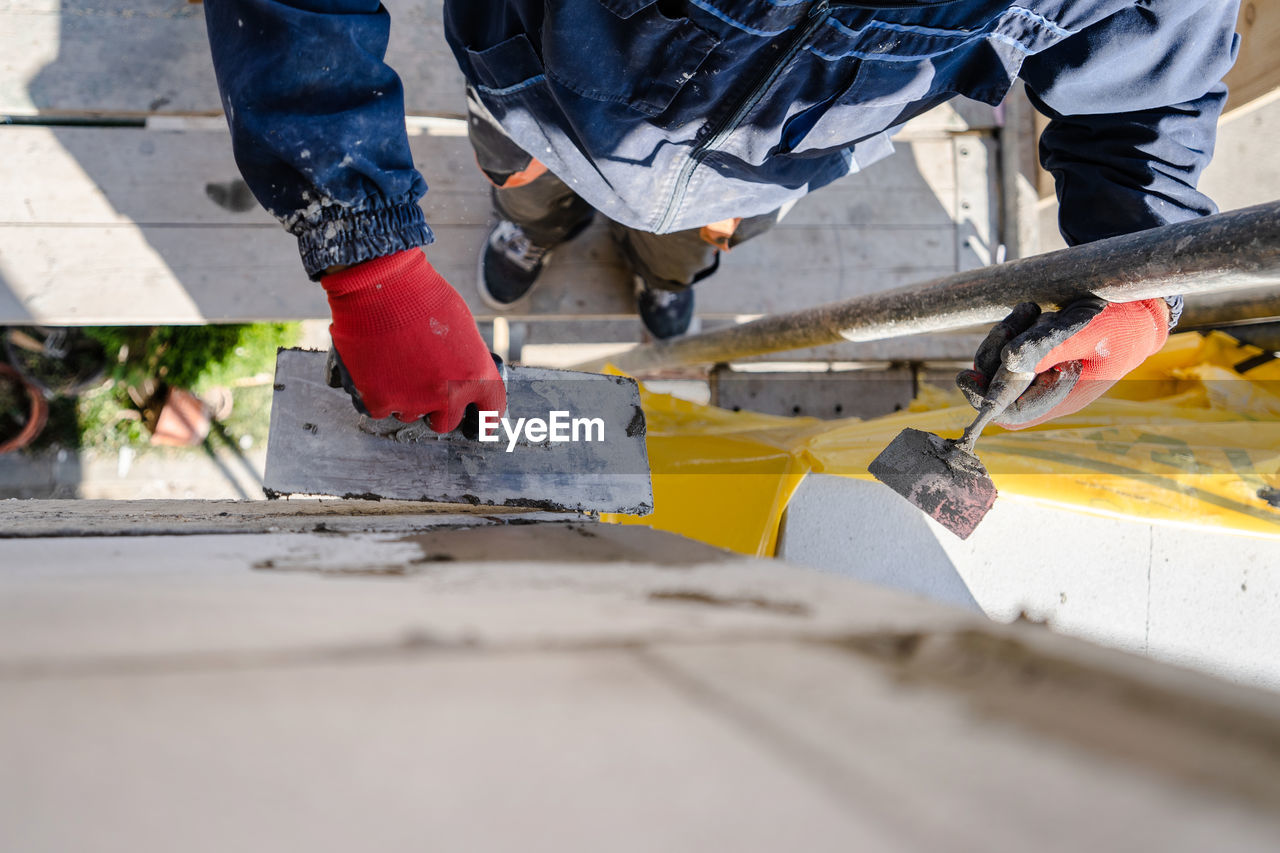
[867, 428, 996, 540]
[264, 349, 653, 515]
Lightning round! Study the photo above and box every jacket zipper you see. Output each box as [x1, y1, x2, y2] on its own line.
[654, 0, 835, 233]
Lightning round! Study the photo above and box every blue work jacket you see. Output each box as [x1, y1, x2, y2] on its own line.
[204, 0, 1240, 280]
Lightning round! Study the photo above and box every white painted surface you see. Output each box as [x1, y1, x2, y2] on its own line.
[1147, 531, 1280, 692]
[778, 474, 1280, 692]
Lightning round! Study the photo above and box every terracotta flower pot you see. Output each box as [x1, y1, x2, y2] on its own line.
[0, 363, 49, 454]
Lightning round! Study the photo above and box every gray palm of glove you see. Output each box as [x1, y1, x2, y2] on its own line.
[955, 297, 1107, 427]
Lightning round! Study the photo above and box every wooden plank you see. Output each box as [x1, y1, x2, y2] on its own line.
[998, 83, 1041, 259]
[0, 124, 972, 323]
[0, 219, 632, 323]
[1033, 108, 1055, 200]
[1, 0, 466, 117]
[709, 225, 956, 316]
[896, 97, 999, 136]
[2, 0, 226, 115]
[0, 218, 958, 323]
[0, 223, 323, 323]
[1199, 87, 1280, 214]
[2, 0, 999, 130]
[0, 126, 961, 227]
[787, 187, 956, 227]
[0, 125, 490, 227]
[787, 138, 959, 224]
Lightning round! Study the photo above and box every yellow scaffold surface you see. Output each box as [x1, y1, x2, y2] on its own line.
[607, 332, 1280, 556]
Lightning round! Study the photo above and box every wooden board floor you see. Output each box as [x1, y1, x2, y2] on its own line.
[0, 123, 997, 326]
[1, 0, 1002, 357]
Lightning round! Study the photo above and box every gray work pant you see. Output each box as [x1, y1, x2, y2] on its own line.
[466, 87, 785, 293]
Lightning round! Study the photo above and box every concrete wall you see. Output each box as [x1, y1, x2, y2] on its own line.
[2, 501, 1279, 851]
[779, 474, 1280, 693]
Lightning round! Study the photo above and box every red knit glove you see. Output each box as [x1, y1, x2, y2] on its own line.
[321, 249, 505, 432]
[957, 297, 1169, 429]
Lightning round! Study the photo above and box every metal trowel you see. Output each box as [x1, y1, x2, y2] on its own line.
[264, 348, 653, 515]
[868, 364, 1035, 539]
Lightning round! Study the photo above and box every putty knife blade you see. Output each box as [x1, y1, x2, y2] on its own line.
[265, 349, 653, 514]
[868, 428, 996, 540]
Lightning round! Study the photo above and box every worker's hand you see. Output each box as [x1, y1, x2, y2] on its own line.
[322, 249, 506, 432]
[956, 297, 1169, 429]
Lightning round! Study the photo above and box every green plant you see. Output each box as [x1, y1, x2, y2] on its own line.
[0, 373, 27, 438]
[83, 323, 298, 393]
[72, 387, 148, 451]
[67, 323, 301, 451]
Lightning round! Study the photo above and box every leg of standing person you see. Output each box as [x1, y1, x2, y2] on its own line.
[612, 205, 791, 339]
[469, 85, 790, 337]
[468, 86, 595, 309]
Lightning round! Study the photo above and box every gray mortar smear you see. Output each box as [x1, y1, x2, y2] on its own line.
[265, 350, 654, 515]
[868, 428, 997, 540]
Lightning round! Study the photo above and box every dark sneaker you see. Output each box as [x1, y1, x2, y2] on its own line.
[478, 215, 594, 310]
[478, 220, 554, 310]
[634, 275, 696, 339]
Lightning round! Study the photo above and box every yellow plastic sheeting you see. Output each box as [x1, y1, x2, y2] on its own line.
[606, 391, 819, 556]
[608, 332, 1280, 555]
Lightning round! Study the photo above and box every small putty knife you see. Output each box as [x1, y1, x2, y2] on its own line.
[868, 364, 1035, 539]
[264, 348, 653, 515]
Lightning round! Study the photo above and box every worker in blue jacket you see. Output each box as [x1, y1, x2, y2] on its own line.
[204, 0, 1238, 433]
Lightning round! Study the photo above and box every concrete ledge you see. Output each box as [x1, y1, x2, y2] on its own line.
[2, 517, 1280, 850]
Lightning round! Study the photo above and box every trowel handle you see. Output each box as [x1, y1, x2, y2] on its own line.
[986, 363, 1037, 412]
[458, 352, 508, 441]
[956, 364, 1036, 453]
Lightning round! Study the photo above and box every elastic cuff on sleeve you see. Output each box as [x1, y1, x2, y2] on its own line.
[1163, 295, 1184, 331]
[296, 200, 434, 280]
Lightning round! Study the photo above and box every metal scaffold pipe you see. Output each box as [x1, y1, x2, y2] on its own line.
[1179, 287, 1280, 330]
[585, 200, 1280, 374]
